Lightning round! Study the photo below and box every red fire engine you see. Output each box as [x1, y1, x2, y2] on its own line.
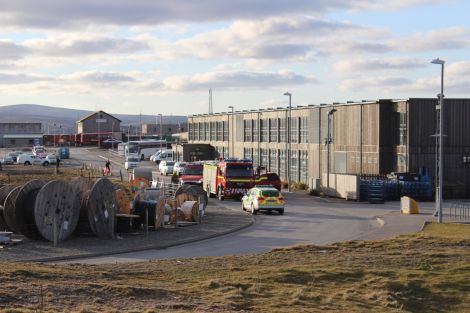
[203, 159, 255, 200]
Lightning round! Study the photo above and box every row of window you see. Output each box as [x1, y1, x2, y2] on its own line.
[188, 122, 229, 141]
[244, 117, 308, 143]
[244, 148, 309, 183]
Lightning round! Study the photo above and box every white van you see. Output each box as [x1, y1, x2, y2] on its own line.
[153, 150, 173, 165]
[32, 145, 46, 156]
[17, 154, 42, 165]
[125, 155, 140, 170]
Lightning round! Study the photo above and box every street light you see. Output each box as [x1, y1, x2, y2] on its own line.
[284, 92, 292, 192]
[326, 108, 337, 196]
[228, 106, 234, 158]
[158, 114, 163, 152]
[431, 57, 445, 223]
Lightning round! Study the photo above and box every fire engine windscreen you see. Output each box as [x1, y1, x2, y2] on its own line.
[226, 164, 253, 177]
[183, 166, 203, 175]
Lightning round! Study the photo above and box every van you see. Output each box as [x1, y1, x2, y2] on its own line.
[153, 150, 173, 165]
[125, 155, 140, 170]
[17, 154, 42, 165]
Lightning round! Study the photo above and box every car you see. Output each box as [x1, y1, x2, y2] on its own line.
[173, 162, 187, 176]
[159, 160, 175, 176]
[179, 163, 204, 185]
[125, 156, 140, 170]
[7, 151, 25, 162]
[0, 156, 15, 165]
[17, 154, 43, 166]
[102, 138, 122, 147]
[241, 186, 285, 215]
[32, 145, 46, 156]
[256, 173, 282, 191]
[41, 155, 58, 166]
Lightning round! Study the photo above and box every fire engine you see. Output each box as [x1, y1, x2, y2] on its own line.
[203, 159, 255, 200]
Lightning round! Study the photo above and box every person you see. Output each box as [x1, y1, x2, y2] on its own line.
[105, 159, 111, 176]
[56, 156, 60, 168]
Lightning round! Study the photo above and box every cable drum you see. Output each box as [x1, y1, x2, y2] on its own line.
[0, 185, 16, 231]
[3, 186, 21, 233]
[14, 180, 46, 239]
[86, 178, 117, 239]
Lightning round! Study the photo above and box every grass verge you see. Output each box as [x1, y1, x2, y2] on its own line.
[0, 223, 469, 313]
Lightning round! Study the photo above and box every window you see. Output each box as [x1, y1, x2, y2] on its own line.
[300, 117, 308, 143]
[189, 123, 194, 141]
[204, 122, 210, 141]
[269, 149, 278, 174]
[290, 117, 299, 143]
[216, 122, 223, 141]
[279, 150, 286, 180]
[253, 119, 259, 142]
[269, 118, 278, 142]
[299, 151, 308, 183]
[244, 120, 252, 142]
[290, 150, 299, 182]
[261, 149, 268, 167]
[279, 118, 286, 142]
[244, 148, 252, 160]
[398, 112, 407, 146]
[260, 119, 268, 142]
[253, 149, 259, 167]
[223, 121, 228, 142]
[199, 123, 204, 141]
[210, 122, 216, 141]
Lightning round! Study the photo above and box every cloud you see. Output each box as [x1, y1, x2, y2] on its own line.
[24, 36, 149, 57]
[0, 72, 51, 85]
[351, 0, 447, 11]
[61, 71, 137, 83]
[391, 27, 470, 52]
[0, 1, 366, 29]
[447, 61, 470, 77]
[339, 76, 412, 91]
[161, 70, 317, 92]
[333, 57, 426, 72]
[0, 40, 28, 60]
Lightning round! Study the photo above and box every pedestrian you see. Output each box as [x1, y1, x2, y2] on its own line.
[56, 156, 60, 168]
[105, 159, 111, 176]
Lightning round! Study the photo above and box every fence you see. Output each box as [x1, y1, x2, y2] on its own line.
[446, 202, 470, 220]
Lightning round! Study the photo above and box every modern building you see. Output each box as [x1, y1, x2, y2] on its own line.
[142, 123, 188, 137]
[76, 110, 122, 139]
[188, 98, 470, 197]
[0, 122, 43, 147]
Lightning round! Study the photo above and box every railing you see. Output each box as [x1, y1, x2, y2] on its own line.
[446, 202, 470, 220]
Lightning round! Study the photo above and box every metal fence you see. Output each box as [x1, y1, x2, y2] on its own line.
[446, 202, 470, 220]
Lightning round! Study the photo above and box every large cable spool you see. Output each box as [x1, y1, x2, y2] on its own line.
[132, 194, 157, 229]
[86, 178, 117, 238]
[71, 177, 94, 234]
[3, 186, 21, 233]
[34, 180, 81, 242]
[175, 185, 208, 209]
[0, 185, 16, 231]
[115, 189, 131, 214]
[14, 180, 46, 239]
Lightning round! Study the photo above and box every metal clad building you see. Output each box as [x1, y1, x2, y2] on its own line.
[0, 122, 43, 147]
[188, 98, 470, 196]
[76, 111, 121, 134]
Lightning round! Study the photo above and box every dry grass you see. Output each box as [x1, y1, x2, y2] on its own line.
[0, 223, 469, 312]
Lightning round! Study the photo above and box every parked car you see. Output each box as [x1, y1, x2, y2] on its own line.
[17, 154, 43, 166]
[173, 162, 187, 176]
[7, 151, 24, 162]
[159, 161, 175, 176]
[179, 163, 204, 185]
[41, 155, 58, 166]
[153, 150, 173, 165]
[256, 173, 282, 191]
[102, 138, 122, 148]
[125, 156, 140, 170]
[0, 156, 15, 165]
[241, 186, 285, 215]
[32, 145, 46, 156]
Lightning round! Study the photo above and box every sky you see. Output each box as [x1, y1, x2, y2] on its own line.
[0, 0, 469, 115]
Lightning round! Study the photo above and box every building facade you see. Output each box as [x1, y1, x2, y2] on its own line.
[0, 123, 43, 147]
[188, 98, 470, 196]
[76, 111, 122, 139]
[142, 123, 188, 137]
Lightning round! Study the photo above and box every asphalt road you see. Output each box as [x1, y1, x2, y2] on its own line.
[56, 147, 435, 264]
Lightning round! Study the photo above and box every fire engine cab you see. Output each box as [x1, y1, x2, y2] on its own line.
[203, 159, 255, 200]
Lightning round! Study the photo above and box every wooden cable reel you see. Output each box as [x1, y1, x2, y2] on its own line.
[70, 177, 94, 234]
[14, 180, 46, 239]
[180, 201, 200, 223]
[3, 186, 21, 233]
[0, 185, 16, 231]
[174, 185, 208, 209]
[86, 178, 117, 239]
[116, 189, 131, 214]
[34, 180, 81, 242]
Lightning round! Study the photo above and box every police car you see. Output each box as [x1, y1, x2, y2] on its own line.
[241, 185, 285, 215]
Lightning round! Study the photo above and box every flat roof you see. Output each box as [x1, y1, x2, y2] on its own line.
[2, 134, 43, 139]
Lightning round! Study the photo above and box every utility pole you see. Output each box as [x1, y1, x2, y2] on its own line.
[228, 106, 234, 158]
[326, 108, 337, 196]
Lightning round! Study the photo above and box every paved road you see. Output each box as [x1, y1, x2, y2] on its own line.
[56, 147, 435, 264]
[75, 193, 435, 264]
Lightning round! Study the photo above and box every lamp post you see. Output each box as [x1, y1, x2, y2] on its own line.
[228, 106, 234, 158]
[284, 92, 292, 192]
[431, 57, 445, 223]
[111, 121, 115, 150]
[158, 113, 163, 152]
[326, 108, 337, 196]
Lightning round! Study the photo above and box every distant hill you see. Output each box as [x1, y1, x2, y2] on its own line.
[0, 104, 187, 133]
